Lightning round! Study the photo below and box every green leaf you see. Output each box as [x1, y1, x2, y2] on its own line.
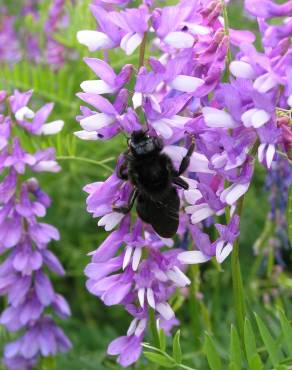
[280, 356, 292, 365]
[159, 329, 166, 352]
[204, 333, 222, 370]
[0, 61, 79, 110]
[172, 330, 182, 364]
[244, 319, 263, 370]
[254, 313, 283, 367]
[249, 354, 264, 370]
[143, 352, 175, 368]
[278, 310, 292, 356]
[229, 362, 240, 370]
[229, 325, 242, 369]
[40, 356, 56, 370]
[149, 308, 160, 349]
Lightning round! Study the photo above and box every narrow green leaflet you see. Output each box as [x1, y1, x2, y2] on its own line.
[172, 330, 182, 364]
[0, 61, 78, 109]
[249, 354, 263, 370]
[204, 333, 222, 370]
[159, 328, 166, 352]
[278, 310, 292, 356]
[229, 325, 242, 369]
[143, 352, 175, 368]
[254, 313, 283, 367]
[244, 319, 263, 370]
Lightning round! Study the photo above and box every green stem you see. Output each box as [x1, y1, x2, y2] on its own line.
[231, 141, 259, 342]
[231, 205, 246, 341]
[138, 33, 148, 69]
[179, 364, 198, 370]
[188, 264, 201, 347]
[149, 308, 160, 349]
[56, 155, 114, 171]
[248, 219, 273, 282]
[248, 252, 264, 284]
[221, 0, 232, 65]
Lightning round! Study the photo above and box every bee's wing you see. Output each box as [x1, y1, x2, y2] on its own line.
[136, 188, 180, 238]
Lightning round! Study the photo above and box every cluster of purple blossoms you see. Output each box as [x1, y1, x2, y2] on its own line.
[0, 7, 21, 63]
[76, 0, 292, 367]
[0, 90, 71, 369]
[43, 0, 68, 69]
[0, 1, 69, 70]
[261, 157, 292, 268]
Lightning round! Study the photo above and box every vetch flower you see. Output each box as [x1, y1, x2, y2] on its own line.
[75, 0, 292, 367]
[10, 90, 64, 136]
[77, 5, 122, 51]
[80, 58, 132, 95]
[0, 90, 71, 368]
[214, 215, 240, 263]
[108, 6, 150, 55]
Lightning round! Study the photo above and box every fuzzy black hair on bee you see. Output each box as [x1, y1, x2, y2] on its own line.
[113, 130, 194, 238]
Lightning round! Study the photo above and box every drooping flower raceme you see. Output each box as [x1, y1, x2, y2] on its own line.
[0, 8, 21, 63]
[76, 0, 291, 367]
[0, 1, 69, 70]
[259, 157, 292, 269]
[0, 90, 71, 370]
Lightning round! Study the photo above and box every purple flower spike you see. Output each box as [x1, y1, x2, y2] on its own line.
[0, 90, 71, 368]
[75, 0, 292, 366]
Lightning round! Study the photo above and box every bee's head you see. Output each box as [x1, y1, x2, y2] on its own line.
[129, 130, 163, 157]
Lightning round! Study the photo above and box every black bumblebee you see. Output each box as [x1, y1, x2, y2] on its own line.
[113, 130, 194, 238]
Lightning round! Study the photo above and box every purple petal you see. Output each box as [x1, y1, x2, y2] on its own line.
[107, 336, 129, 355]
[83, 58, 116, 85]
[77, 93, 117, 115]
[35, 271, 54, 306]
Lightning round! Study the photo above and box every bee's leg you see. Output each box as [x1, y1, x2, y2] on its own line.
[117, 156, 129, 180]
[117, 162, 128, 180]
[112, 188, 138, 214]
[177, 136, 195, 175]
[173, 177, 189, 190]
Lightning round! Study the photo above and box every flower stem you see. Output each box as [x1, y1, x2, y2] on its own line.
[231, 197, 246, 341]
[221, 0, 232, 65]
[56, 155, 114, 171]
[149, 308, 160, 349]
[138, 33, 148, 69]
[188, 264, 201, 347]
[231, 141, 259, 342]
